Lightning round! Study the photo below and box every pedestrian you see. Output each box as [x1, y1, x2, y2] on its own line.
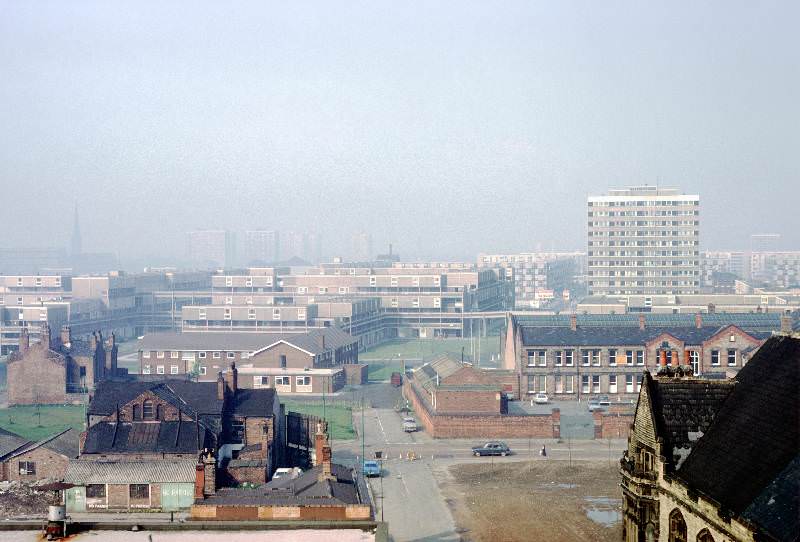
[540, 444, 547, 457]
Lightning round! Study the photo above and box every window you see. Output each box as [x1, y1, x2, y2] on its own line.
[554, 375, 563, 394]
[227, 352, 235, 359]
[171, 351, 179, 359]
[581, 375, 590, 393]
[231, 420, 245, 443]
[554, 351, 563, 366]
[198, 309, 207, 320]
[626, 374, 634, 393]
[591, 350, 600, 366]
[199, 366, 207, 376]
[592, 375, 601, 393]
[213, 352, 221, 359]
[369, 276, 377, 286]
[318, 287, 327, 294]
[581, 350, 591, 366]
[696, 529, 715, 542]
[273, 308, 281, 320]
[636, 351, 644, 365]
[157, 351, 165, 359]
[143, 365, 151, 375]
[527, 377, 536, 394]
[224, 308, 231, 320]
[609, 375, 618, 394]
[198, 352, 207, 359]
[155, 404, 163, 420]
[170, 365, 179, 375]
[537, 350, 546, 366]
[565, 350, 574, 366]
[275, 376, 290, 387]
[689, 351, 700, 376]
[538, 375, 546, 393]
[711, 350, 720, 366]
[565, 376, 574, 394]
[132, 404, 140, 420]
[86, 484, 107, 506]
[143, 400, 154, 419]
[142, 351, 150, 359]
[608, 349, 617, 366]
[18, 461, 35, 475]
[339, 286, 348, 294]
[296, 375, 311, 388]
[157, 365, 165, 374]
[668, 509, 687, 542]
[626, 350, 634, 365]
[727, 349, 737, 366]
[254, 375, 269, 387]
[280, 355, 287, 368]
[248, 308, 256, 320]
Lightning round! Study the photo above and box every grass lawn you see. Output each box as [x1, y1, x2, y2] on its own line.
[366, 361, 403, 382]
[0, 404, 85, 441]
[282, 401, 355, 441]
[361, 337, 502, 365]
[0, 361, 6, 392]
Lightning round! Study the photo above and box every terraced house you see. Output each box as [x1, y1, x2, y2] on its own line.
[503, 313, 790, 400]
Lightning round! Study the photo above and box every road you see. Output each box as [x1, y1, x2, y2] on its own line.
[333, 395, 626, 542]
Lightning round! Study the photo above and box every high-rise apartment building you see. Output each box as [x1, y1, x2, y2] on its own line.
[587, 186, 700, 296]
[352, 232, 373, 262]
[244, 230, 280, 264]
[185, 230, 236, 269]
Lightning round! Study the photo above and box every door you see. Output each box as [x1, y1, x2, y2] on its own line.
[160, 483, 194, 511]
[66, 486, 86, 513]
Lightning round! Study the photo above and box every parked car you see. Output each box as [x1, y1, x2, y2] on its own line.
[403, 417, 418, 432]
[391, 372, 403, 387]
[362, 460, 381, 477]
[471, 441, 512, 457]
[532, 392, 549, 404]
[272, 467, 302, 481]
[598, 395, 611, 406]
[587, 399, 604, 412]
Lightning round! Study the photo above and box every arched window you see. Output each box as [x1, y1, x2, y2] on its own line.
[668, 509, 687, 542]
[645, 523, 656, 542]
[142, 400, 154, 420]
[155, 404, 163, 420]
[132, 404, 140, 421]
[696, 530, 715, 542]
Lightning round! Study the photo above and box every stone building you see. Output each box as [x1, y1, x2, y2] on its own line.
[0, 428, 79, 482]
[620, 334, 799, 542]
[502, 313, 780, 401]
[7, 324, 118, 405]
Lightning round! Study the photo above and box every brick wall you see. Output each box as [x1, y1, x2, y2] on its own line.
[343, 364, 368, 386]
[434, 389, 501, 415]
[404, 379, 560, 439]
[7, 347, 68, 405]
[191, 503, 371, 520]
[593, 410, 634, 439]
[3, 447, 69, 482]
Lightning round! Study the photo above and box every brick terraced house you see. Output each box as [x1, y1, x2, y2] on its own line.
[137, 327, 361, 394]
[66, 365, 283, 512]
[0, 428, 79, 482]
[620, 334, 799, 542]
[7, 324, 118, 405]
[503, 313, 781, 401]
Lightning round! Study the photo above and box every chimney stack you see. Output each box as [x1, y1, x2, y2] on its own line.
[695, 313, 703, 329]
[319, 443, 333, 482]
[89, 331, 97, 351]
[570, 314, 577, 332]
[225, 362, 238, 395]
[60, 325, 72, 347]
[19, 328, 30, 353]
[217, 371, 225, 401]
[41, 323, 51, 348]
[638, 314, 646, 331]
[194, 465, 205, 500]
[314, 421, 327, 466]
[780, 314, 793, 334]
[202, 451, 216, 496]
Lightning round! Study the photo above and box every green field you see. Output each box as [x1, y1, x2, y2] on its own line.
[282, 400, 355, 441]
[361, 337, 502, 365]
[367, 361, 403, 382]
[0, 360, 6, 392]
[0, 405, 85, 441]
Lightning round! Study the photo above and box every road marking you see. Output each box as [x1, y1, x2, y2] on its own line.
[376, 415, 388, 443]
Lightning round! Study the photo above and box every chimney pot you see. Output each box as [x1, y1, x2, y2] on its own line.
[225, 362, 238, 394]
[780, 314, 793, 334]
[695, 313, 702, 329]
[570, 314, 577, 332]
[638, 314, 646, 330]
[217, 372, 225, 401]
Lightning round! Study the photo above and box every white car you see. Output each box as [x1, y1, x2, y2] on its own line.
[533, 393, 549, 404]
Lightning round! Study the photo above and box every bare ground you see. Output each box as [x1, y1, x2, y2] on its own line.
[436, 460, 622, 542]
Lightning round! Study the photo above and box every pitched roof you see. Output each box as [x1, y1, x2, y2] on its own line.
[519, 325, 770, 347]
[230, 388, 277, 417]
[82, 421, 210, 455]
[64, 459, 197, 484]
[88, 380, 224, 417]
[0, 427, 31, 459]
[513, 312, 784, 332]
[2, 428, 79, 460]
[676, 335, 800, 539]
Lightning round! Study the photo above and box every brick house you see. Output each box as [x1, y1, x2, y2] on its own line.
[137, 328, 360, 394]
[7, 324, 118, 405]
[620, 334, 799, 542]
[0, 428, 79, 482]
[503, 313, 776, 401]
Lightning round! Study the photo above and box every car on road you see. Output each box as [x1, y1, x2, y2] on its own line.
[403, 417, 418, 432]
[471, 441, 512, 457]
[532, 392, 549, 404]
[597, 395, 611, 406]
[587, 399, 604, 412]
[362, 460, 381, 477]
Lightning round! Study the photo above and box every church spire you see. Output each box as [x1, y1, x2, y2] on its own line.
[70, 202, 82, 256]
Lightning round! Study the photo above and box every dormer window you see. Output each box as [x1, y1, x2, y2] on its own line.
[143, 400, 154, 419]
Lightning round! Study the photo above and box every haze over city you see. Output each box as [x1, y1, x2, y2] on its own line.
[2, 0, 799, 265]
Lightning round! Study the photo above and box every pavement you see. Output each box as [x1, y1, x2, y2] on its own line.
[332, 386, 627, 542]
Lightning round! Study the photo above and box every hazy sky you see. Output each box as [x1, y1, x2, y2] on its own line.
[1, 1, 798, 263]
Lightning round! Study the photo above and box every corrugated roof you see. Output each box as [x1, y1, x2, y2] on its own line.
[64, 460, 197, 484]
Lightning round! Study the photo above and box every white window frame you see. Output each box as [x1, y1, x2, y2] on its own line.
[727, 349, 737, 366]
[608, 349, 617, 366]
[143, 364, 151, 375]
[157, 351, 165, 359]
[199, 366, 207, 376]
[711, 350, 720, 366]
[565, 350, 574, 366]
[156, 365, 165, 375]
[554, 375, 563, 394]
[592, 375, 601, 393]
[636, 350, 644, 366]
[591, 350, 600, 366]
[565, 376, 574, 394]
[198, 352, 207, 359]
[227, 352, 236, 359]
[296, 375, 312, 388]
[626, 374, 634, 393]
[171, 351, 179, 359]
[254, 375, 269, 388]
[581, 375, 590, 394]
[275, 375, 291, 388]
[170, 365, 179, 375]
[143, 351, 150, 359]
[273, 308, 281, 320]
[609, 374, 618, 394]
[248, 308, 256, 320]
[554, 350, 563, 367]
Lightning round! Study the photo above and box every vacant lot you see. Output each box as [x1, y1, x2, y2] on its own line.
[0, 405, 85, 441]
[282, 401, 355, 440]
[361, 337, 502, 365]
[440, 460, 621, 542]
[366, 361, 402, 382]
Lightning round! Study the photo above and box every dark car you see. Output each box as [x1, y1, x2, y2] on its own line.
[471, 441, 511, 457]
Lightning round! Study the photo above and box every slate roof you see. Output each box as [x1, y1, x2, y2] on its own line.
[676, 335, 800, 540]
[82, 421, 211, 455]
[513, 312, 784, 331]
[519, 325, 771, 347]
[229, 388, 277, 417]
[139, 327, 356, 355]
[0, 427, 31, 459]
[415, 355, 465, 392]
[64, 460, 197, 484]
[88, 380, 224, 417]
[2, 428, 80, 460]
[202, 463, 361, 506]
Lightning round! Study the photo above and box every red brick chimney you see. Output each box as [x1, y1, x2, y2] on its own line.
[319, 443, 334, 482]
[570, 314, 577, 332]
[225, 362, 238, 395]
[638, 314, 646, 331]
[695, 313, 703, 329]
[780, 314, 793, 334]
[202, 451, 216, 496]
[41, 323, 52, 348]
[194, 464, 205, 499]
[217, 372, 225, 401]
[314, 422, 326, 467]
[60, 325, 72, 347]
